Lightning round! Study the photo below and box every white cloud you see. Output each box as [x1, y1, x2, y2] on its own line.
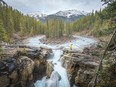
[4, 0, 105, 14]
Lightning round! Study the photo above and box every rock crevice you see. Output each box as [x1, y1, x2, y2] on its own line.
[61, 46, 100, 87]
[0, 46, 52, 87]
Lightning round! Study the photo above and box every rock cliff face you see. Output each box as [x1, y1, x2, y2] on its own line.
[46, 61, 54, 78]
[61, 46, 101, 87]
[0, 46, 52, 87]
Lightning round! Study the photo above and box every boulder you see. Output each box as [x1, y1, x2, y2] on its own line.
[46, 62, 54, 78]
[33, 58, 47, 81]
[61, 48, 100, 87]
[0, 46, 53, 87]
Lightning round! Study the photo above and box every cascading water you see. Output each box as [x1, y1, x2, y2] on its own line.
[34, 49, 70, 87]
[24, 35, 97, 87]
[52, 50, 70, 87]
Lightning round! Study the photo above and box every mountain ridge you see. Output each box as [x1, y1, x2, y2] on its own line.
[28, 9, 88, 22]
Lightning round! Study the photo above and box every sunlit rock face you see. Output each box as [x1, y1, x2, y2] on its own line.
[61, 46, 100, 87]
[0, 56, 35, 87]
[46, 62, 54, 78]
[0, 46, 52, 87]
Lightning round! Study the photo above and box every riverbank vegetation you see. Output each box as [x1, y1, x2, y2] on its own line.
[45, 19, 72, 38]
[73, 0, 116, 37]
[0, 2, 45, 43]
[0, 0, 115, 43]
[0, 0, 116, 87]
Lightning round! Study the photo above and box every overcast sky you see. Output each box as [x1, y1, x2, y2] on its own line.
[4, 0, 105, 14]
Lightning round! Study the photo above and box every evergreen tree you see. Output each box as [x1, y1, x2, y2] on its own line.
[0, 3, 48, 40]
[65, 22, 72, 37]
[73, 2, 116, 37]
[0, 17, 8, 42]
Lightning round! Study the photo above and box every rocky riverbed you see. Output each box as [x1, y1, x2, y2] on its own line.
[0, 35, 115, 87]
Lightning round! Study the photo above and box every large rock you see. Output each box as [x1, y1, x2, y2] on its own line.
[0, 56, 35, 87]
[33, 58, 47, 81]
[61, 47, 100, 87]
[19, 56, 34, 87]
[46, 62, 54, 78]
[0, 46, 53, 87]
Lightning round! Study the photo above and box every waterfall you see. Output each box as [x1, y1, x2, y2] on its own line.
[25, 35, 97, 87]
[53, 50, 70, 87]
[34, 50, 70, 87]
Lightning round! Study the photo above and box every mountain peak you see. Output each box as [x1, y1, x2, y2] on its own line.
[28, 11, 46, 18]
[54, 9, 88, 18]
[28, 9, 88, 22]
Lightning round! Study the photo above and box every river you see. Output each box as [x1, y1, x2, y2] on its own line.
[24, 35, 97, 87]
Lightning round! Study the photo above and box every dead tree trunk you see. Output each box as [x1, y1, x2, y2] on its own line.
[88, 29, 116, 87]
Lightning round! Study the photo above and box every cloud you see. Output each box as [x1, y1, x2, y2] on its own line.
[4, 0, 104, 14]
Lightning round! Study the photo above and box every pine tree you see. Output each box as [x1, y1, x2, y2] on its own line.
[0, 18, 8, 42]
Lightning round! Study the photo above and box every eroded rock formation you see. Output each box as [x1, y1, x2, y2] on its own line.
[0, 46, 52, 87]
[61, 46, 101, 87]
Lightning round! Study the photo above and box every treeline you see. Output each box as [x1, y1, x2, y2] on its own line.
[0, 0, 115, 43]
[0, 2, 73, 43]
[0, 2, 45, 42]
[45, 18, 72, 38]
[73, 0, 116, 37]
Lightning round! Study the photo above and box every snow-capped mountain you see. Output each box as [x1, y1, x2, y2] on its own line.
[54, 10, 88, 18]
[28, 10, 88, 22]
[28, 11, 46, 19]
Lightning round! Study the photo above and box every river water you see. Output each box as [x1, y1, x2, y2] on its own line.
[24, 35, 97, 87]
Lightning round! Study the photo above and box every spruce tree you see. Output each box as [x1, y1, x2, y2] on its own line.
[0, 18, 8, 42]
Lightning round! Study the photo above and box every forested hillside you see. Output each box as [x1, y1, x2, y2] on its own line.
[0, 2, 45, 43]
[0, 1, 73, 42]
[0, 0, 115, 43]
[45, 18, 72, 38]
[73, 0, 116, 37]
[0, 0, 116, 87]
